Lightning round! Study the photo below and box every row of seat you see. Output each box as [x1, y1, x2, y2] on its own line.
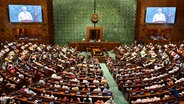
[107, 43, 184, 104]
[0, 42, 113, 104]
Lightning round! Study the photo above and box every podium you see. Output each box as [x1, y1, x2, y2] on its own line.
[154, 21, 165, 23]
[21, 20, 32, 22]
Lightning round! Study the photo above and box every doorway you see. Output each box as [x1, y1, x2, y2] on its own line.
[85, 26, 103, 42]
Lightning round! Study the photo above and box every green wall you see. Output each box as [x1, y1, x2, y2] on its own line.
[53, 0, 136, 45]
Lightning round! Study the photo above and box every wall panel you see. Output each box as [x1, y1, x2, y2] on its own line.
[135, 0, 184, 45]
[0, 0, 53, 44]
[53, 0, 136, 45]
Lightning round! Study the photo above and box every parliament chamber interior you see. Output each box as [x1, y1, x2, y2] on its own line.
[0, 0, 184, 104]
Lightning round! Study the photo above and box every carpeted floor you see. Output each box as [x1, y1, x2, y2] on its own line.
[100, 63, 128, 104]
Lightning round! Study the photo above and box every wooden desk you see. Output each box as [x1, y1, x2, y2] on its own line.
[68, 42, 121, 51]
[29, 84, 112, 103]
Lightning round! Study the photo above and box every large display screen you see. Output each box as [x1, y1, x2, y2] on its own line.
[8, 4, 43, 23]
[145, 7, 176, 24]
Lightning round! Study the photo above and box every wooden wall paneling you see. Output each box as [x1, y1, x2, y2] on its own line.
[0, 0, 54, 44]
[47, 0, 54, 44]
[135, 0, 184, 45]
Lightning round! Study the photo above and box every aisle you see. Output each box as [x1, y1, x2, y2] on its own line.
[100, 63, 128, 104]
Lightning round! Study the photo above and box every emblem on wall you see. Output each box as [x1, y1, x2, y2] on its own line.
[91, 13, 99, 23]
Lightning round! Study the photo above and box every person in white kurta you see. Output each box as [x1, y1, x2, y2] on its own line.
[18, 6, 33, 22]
[152, 8, 166, 23]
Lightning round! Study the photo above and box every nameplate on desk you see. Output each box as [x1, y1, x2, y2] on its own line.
[31, 84, 35, 87]
[76, 91, 81, 95]
[36, 85, 41, 88]
[68, 81, 71, 84]
[28, 97, 33, 101]
[159, 89, 163, 92]
[125, 83, 128, 86]
[87, 92, 91, 95]
[140, 91, 145, 95]
[96, 84, 100, 86]
[65, 90, 69, 94]
[45, 87, 50, 90]
[49, 102, 54, 104]
[107, 93, 112, 96]
[77, 82, 80, 85]
[132, 92, 136, 96]
[104, 84, 108, 87]
[37, 100, 43, 103]
[18, 94, 23, 98]
[54, 89, 58, 92]
[98, 93, 102, 96]
[150, 90, 155, 94]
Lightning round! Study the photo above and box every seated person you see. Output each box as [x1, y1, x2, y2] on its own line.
[71, 86, 79, 91]
[168, 80, 174, 86]
[6, 82, 16, 89]
[20, 85, 26, 92]
[70, 97, 81, 103]
[18, 72, 24, 79]
[95, 100, 105, 104]
[50, 92, 57, 100]
[63, 96, 69, 102]
[9, 99, 16, 104]
[38, 77, 45, 85]
[168, 86, 179, 98]
[71, 77, 79, 82]
[93, 85, 101, 92]
[103, 86, 111, 93]
[54, 84, 61, 88]
[51, 73, 62, 79]
[93, 79, 100, 83]
[105, 97, 115, 104]
[24, 88, 36, 96]
[0, 93, 14, 104]
[101, 76, 107, 83]
[82, 85, 90, 92]
[82, 79, 89, 83]
[83, 95, 93, 104]
[62, 85, 69, 90]
[0, 75, 3, 82]
[41, 91, 49, 98]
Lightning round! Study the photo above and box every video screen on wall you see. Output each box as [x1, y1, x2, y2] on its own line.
[8, 4, 43, 23]
[145, 7, 176, 24]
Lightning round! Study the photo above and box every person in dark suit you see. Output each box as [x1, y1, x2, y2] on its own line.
[168, 86, 179, 98]
[83, 95, 93, 104]
[169, 86, 179, 104]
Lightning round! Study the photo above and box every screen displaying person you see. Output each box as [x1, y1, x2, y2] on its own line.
[152, 8, 166, 23]
[18, 6, 33, 22]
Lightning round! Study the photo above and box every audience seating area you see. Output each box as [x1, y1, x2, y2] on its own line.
[106, 43, 184, 104]
[0, 42, 113, 104]
[0, 41, 184, 104]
